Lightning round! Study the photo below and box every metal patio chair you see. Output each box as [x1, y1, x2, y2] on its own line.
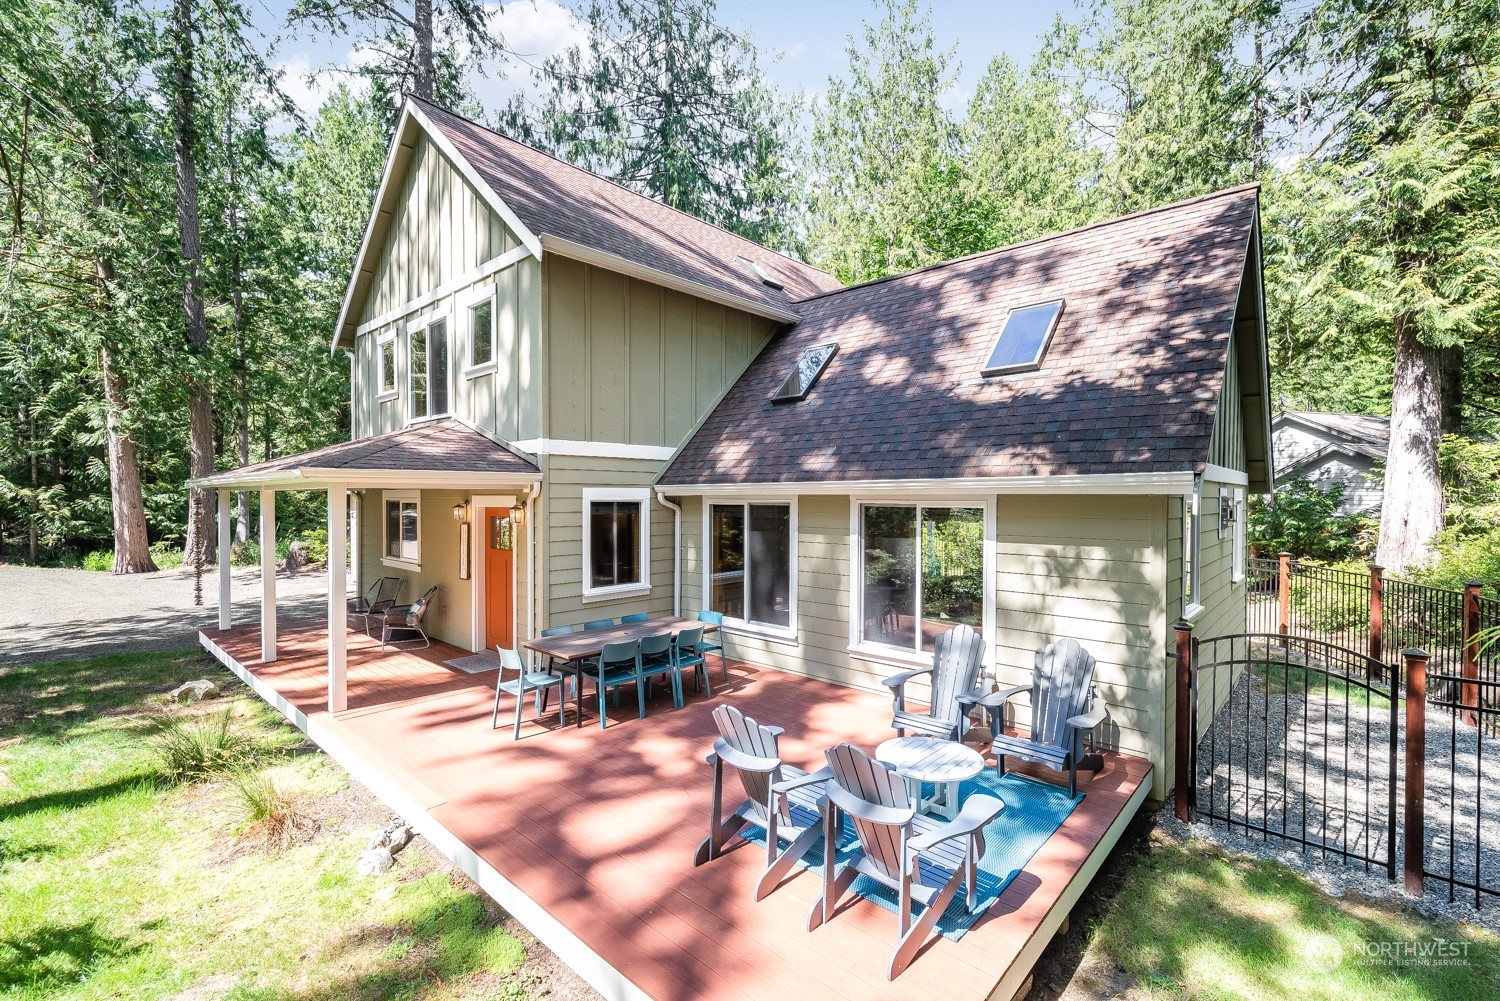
[380, 585, 437, 650]
[620, 612, 650, 623]
[692, 705, 830, 901]
[588, 639, 643, 728]
[696, 610, 728, 681]
[491, 647, 566, 738]
[978, 638, 1107, 796]
[672, 625, 711, 699]
[349, 576, 402, 636]
[637, 630, 682, 708]
[882, 623, 987, 741]
[809, 743, 1003, 980]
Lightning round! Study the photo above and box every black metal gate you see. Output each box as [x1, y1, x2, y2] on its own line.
[1421, 670, 1500, 909]
[1185, 633, 1399, 880]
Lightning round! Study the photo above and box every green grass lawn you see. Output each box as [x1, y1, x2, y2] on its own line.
[1071, 832, 1500, 1000]
[0, 649, 539, 1000]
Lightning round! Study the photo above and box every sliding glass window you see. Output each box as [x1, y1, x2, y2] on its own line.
[710, 503, 791, 629]
[861, 505, 983, 653]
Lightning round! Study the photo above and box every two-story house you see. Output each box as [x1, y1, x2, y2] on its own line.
[198, 96, 1273, 802]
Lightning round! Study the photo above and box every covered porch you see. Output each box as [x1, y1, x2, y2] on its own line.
[200, 618, 1153, 1001]
[193, 419, 541, 712]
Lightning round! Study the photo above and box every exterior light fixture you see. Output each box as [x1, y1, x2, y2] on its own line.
[452, 500, 469, 523]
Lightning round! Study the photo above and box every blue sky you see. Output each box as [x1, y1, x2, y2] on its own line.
[254, 1, 1075, 119]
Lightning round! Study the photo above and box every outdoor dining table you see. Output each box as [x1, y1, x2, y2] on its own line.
[521, 616, 719, 728]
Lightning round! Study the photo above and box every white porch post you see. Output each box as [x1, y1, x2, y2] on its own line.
[260, 489, 277, 663]
[217, 489, 232, 630]
[327, 483, 348, 713]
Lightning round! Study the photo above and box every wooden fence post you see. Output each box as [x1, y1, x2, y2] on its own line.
[1462, 581, 1482, 727]
[1369, 564, 1384, 677]
[1403, 648, 1429, 896]
[1174, 620, 1194, 822]
[1278, 552, 1292, 646]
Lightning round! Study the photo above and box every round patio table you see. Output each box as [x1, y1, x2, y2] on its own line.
[875, 736, 985, 820]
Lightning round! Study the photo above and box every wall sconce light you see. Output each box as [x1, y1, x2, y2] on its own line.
[510, 502, 524, 525]
[452, 500, 470, 523]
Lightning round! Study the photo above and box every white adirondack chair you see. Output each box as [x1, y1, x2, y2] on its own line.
[882, 623, 987, 740]
[692, 705, 831, 901]
[809, 743, 1004, 980]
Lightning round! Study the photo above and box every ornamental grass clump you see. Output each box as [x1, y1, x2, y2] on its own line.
[229, 766, 316, 850]
[147, 707, 256, 783]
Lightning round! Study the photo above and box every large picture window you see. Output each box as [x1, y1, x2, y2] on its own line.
[582, 488, 650, 598]
[408, 317, 449, 421]
[383, 492, 420, 566]
[861, 505, 984, 654]
[710, 503, 792, 629]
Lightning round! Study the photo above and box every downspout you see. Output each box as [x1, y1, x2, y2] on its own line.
[655, 488, 682, 618]
[526, 480, 540, 665]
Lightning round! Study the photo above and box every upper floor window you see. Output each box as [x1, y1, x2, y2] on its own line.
[469, 297, 493, 369]
[378, 334, 397, 397]
[710, 502, 793, 630]
[582, 487, 651, 600]
[409, 317, 449, 421]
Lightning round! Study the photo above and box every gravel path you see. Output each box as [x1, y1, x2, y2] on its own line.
[0, 564, 331, 666]
[1176, 665, 1499, 931]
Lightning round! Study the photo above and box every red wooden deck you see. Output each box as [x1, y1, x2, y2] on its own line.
[200, 621, 1152, 1001]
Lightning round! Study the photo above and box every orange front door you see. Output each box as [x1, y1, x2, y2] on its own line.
[484, 507, 514, 651]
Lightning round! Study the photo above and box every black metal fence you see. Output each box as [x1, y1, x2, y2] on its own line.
[1423, 670, 1500, 909]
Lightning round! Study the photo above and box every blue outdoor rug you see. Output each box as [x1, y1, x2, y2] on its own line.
[740, 770, 1081, 941]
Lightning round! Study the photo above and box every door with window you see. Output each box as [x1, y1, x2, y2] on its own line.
[484, 508, 514, 651]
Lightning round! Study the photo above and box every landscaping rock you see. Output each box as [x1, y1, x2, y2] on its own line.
[169, 679, 219, 704]
[356, 847, 394, 875]
[367, 817, 413, 855]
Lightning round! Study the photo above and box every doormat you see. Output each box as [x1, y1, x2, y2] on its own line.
[443, 652, 501, 674]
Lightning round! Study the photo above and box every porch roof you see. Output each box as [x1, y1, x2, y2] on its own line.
[191, 418, 540, 491]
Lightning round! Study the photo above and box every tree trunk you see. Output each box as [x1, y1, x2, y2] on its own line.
[173, 0, 216, 567]
[100, 337, 158, 574]
[414, 0, 434, 100]
[1376, 312, 1445, 573]
[1439, 343, 1463, 435]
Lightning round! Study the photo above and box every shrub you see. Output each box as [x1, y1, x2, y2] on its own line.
[229, 540, 260, 567]
[229, 767, 315, 850]
[302, 528, 328, 565]
[1288, 558, 1373, 633]
[147, 708, 256, 783]
[1412, 526, 1500, 597]
[149, 542, 184, 569]
[82, 549, 113, 572]
[1248, 479, 1366, 561]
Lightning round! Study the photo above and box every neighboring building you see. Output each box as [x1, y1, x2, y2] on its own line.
[197, 97, 1274, 802]
[1272, 411, 1389, 515]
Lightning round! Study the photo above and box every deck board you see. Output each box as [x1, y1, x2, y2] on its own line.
[201, 621, 1152, 1001]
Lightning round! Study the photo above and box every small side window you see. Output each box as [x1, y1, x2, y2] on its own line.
[378, 335, 396, 396]
[470, 299, 493, 368]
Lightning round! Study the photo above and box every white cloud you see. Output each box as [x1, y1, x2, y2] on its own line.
[274, 50, 371, 122]
[492, 0, 586, 66]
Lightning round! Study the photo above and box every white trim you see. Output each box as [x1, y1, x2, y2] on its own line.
[469, 493, 519, 654]
[327, 483, 348, 713]
[658, 470, 1198, 498]
[356, 246, 529, 338]
[406, 310, 454, 424]
[408, 102, 543, 260]
[1203, 463, 1249, 486]
[217, 490, 232, 630]
[699, 497, 798, 638]
[1183, 602, 1207, 623]
[1184, 482, 1202, 611]
[539, 233, 801, 326]
[194, 468, 541, 491]
[198, 631, 654, 1001]
[1232, 487, 1247, 584]
[513, 438, 680, 461]
[848, 497, 994, 668]
[462, 281, 499, 376]
[581, 487, 651, 600]
[382, 489, 421, 566]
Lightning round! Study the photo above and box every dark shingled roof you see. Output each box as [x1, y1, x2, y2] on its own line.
[661, 185, 1260, 486]
[198, 419, 538, 485]
[415, 99, 842, 310]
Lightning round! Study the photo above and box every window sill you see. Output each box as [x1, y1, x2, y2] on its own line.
[848, 643, 932, 673]
[381, 556, 421, 573]
[581, 583, 651, 604]
[376, 390, 398, 403]
[1183, 602, 1207, 624]
[723, 619, 798, 647]
[405, 413, 451, 428]
[463, 363, 496, 379]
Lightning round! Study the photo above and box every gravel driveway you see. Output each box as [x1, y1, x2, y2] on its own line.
[0, 564, 332, 666]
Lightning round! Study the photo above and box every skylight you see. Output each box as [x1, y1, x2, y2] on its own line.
[981, 300, 1064, 375]
[771, 343, 837, 403]
[736, 255, 784, 290]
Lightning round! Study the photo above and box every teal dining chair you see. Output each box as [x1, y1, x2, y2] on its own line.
[697, 610, 728, 681]
[591, 640, 643, 728]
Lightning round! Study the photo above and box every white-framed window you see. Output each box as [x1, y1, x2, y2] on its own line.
[705, 500, 796, 636]
[1183, 484, 1203, 619]
[407, 314, 450, 422]
[464, 284, 496, 375]
[581, 487, 650, 601]
[852, 501, 990, 661]
[382, 490, 420, 569]
[377, 332, 398, 400]
[1232, 487, 1246, 584]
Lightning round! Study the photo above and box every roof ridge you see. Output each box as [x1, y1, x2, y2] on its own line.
[407, 96, 838, 286]
[791, 182, 1262, 306]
